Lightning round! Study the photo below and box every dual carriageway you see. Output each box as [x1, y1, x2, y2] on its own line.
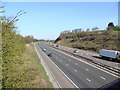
[35, 42, 119, 89]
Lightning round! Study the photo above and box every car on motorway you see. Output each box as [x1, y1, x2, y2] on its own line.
[73, 50, 78, 53]
[48, 53, 53, 57]
[56, 45, 59, 47]
[42, 49, 46, 52]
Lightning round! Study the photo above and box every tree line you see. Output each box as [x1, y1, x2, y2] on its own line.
[60, 22, 120, 35]
[61, 27, 99, 34]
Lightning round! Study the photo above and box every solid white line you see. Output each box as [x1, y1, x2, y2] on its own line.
[45, 52, 80, 89]
[34, 43, 61, 88]
[86, 78, 91, 82]
[100, 76, 106, 80]
[48, 45, 119, 78]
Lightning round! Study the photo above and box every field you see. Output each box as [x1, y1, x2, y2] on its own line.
[111, 30, 120, 35]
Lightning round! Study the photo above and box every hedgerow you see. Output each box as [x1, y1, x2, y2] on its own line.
[1, 11, 26, 88]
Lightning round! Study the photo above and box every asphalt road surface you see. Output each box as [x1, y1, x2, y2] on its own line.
[37, 42, 119, 88]
[47, 42, 119, 69]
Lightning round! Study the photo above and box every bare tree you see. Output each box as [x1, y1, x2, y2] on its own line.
[86, 28, 90, 32]
[92, 27, 99, 31]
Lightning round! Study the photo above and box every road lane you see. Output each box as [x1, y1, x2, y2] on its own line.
[47, 42, 119, 69]
[38, 42, 118, 88]
[35, 43, 77, 88]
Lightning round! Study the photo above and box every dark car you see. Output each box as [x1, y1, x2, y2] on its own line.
[56, 45, 59, 47]
[48, 53, 53, 57]
[73, 50, 78, 53]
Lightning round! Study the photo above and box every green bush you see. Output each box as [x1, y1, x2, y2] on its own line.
[1, 13, 26, 88]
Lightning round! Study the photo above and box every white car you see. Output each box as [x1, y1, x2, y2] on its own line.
[42, 49, 46, 52]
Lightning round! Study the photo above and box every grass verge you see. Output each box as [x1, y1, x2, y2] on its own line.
[14, 43, 53, 88]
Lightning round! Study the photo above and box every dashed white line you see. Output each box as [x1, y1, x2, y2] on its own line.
[86, 78, 91, 82]
[85, 68, 89, 71]
[100, 76, 106, 80]
[47, 43, 119, 78]
[60, 60, 62, 62]
[75, 63, 78, 65]
[66, 64, 68, 66]
[74, 70, 77, 72]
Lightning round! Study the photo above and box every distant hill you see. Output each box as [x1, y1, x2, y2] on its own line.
[55, 29, 120, 53]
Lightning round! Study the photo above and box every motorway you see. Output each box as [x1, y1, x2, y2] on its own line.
[37, 42, 119, 88]
[48, 43, 119, 69]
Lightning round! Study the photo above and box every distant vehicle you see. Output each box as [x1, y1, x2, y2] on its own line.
[56, 45, 59, 47]
[99, 49, 120, 60]
[42, 49, 46, 52]
[73, 50, 78, 53]
[48, 53, 53, 57]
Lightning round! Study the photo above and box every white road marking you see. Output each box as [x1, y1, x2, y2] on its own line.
[34, 43, 61, 88]
[60, 60, 62, 62]
[100, 76, 106, 80]
[85, 68, 89, 71]
[56, 57, 58, 59]
[75, 63, 78, 65]
[86, 78, 91, 82]
[74, 70, 77, 72]
[66, 64, 68, 66]
[47, 43, 119, 78]
[64, 57, 66, 58]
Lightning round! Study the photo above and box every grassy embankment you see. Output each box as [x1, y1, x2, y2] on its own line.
[55, 30, 120, 53]
[2, 43, 53, 88]
[17, 43, 53, 88]
[1, 13, 53, 88]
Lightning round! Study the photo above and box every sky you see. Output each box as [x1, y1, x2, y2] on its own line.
[1, 2, 118, 40]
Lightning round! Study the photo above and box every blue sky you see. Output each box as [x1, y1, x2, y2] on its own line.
[2, 2, 118, 40]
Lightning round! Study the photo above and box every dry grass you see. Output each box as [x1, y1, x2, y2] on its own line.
[18, 44, 53, 88]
